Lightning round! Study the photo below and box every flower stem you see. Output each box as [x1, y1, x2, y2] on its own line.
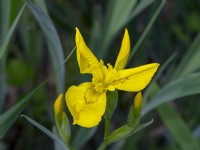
[104, 119, 110, 138]
[97, 118, 110, 150]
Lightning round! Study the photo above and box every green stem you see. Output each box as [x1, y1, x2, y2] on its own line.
[104, 119, 110, 138]
[97, 119, 110, 150]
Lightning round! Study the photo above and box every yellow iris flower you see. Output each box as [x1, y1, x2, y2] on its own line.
[65, 28, 159, 128]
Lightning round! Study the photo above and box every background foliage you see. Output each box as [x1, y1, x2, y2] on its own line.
[1, 0, 200, 150]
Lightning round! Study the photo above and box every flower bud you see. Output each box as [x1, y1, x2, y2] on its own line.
[127, 92, 142, 127]
[54, 94, 70, 143]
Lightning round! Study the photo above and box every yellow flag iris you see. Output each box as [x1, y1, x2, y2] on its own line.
[65, 28, 159, 128]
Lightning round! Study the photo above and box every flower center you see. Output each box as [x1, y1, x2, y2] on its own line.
[91, 60, 119, 93]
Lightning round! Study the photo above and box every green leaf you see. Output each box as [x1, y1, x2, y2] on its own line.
[0, 47, 75, 139]
[0, 0, 11, 42]
[106, 119, 153, 145]
[128, 0, 166, 63]
[33, 0, 48, 13]
[158, 103, 200, 150]
[97, 0, 137, 57]
[27, 2, 65, 93]
[130, 0, 155, 19]
[142, 72, 200, 116]
[0, 79, 46, 139]
[72, 127, 97, 150]
[0, 3, 26, 58]
[143, 52, 177, 103]
[21, 115, 69, 150]
[171, 31, 200, 80]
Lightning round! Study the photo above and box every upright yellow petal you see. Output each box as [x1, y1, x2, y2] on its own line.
[112, 63, 159, 91]
[65, 82, 106, 128]
[114, 29, 130, 70]
[75, 28, 99, 74]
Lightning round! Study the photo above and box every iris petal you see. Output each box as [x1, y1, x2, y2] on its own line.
[114, 29, 130, 70]
[65, 82, 106, 128]
[112, 63, 159, 91]
[75, 28, 99, 74]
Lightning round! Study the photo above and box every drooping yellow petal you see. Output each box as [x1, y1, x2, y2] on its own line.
[65, 82, 106, 128]
[114, 29, 130, 70]
[75, 28, 99, 74]
[112, 63, 159, 91]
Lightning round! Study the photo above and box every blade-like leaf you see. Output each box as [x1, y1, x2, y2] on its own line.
[158, 103, 200, 150]
[106, 119, 153, 145]
[21, 115, 69, 150]
[142, 72, 200, 116]
[0, 47, 75, 139]
[33, 0, 48, 13]
[0, 79, 46, 139]
[27, 2, 65, 93]
[0, 0, 11, 43]
[130, 0, 155, 19]
[0, 3, 26, 58]
[143, 52, 177, 103]
[171, 31, 200, 80]
[128, 0, 166, 64]
[97, 0, 137, 58]
[72, 127, 98, 150]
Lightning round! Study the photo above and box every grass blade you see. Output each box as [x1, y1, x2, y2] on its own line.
[0, 3, 26, 58]
[143, 52, 177, 103]
[0, 0, 11, 43]
[128, 0, 166, 64]
[0, 47, 75, 139]
[97, 0, 137, 58]
[21, 115, 69, 150]
[158, 103, 200, 150]
[142, 72, 200, 116]
[72, 127, 98, 150]
[0, 2, 24, 113]
[171, 31, 200, 80]
[130, 0, 155, 19]
[27, 2, 65, 93]
[33, 0, 48, 13]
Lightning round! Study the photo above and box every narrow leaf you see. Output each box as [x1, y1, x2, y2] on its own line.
[27, 2, 65, 93]
[158, 103, 200, 150]
[142, 72, 200, 116]
[171, 31, 200, 80]
[21, 115, 69, 150]
[143, 52, 177, 102]
[0, 47, 75, 139]
[128, 0, 166, 64]
[0, 79, 46, 139]
[0, 3, 26, 58]
[106, 119, 153, 145]
[0, 0, 11, 42]
[72, 127, 97, 150]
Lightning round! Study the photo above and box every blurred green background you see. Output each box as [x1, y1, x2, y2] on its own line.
[1, 0, 200, 150]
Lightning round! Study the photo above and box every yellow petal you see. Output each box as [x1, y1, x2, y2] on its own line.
[112, 63, 159, 91]
[114, 29, 130, 70]
[65, 82, 106, 128]
[75, 28, 99, 74]
[54, 94, 63, 116]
